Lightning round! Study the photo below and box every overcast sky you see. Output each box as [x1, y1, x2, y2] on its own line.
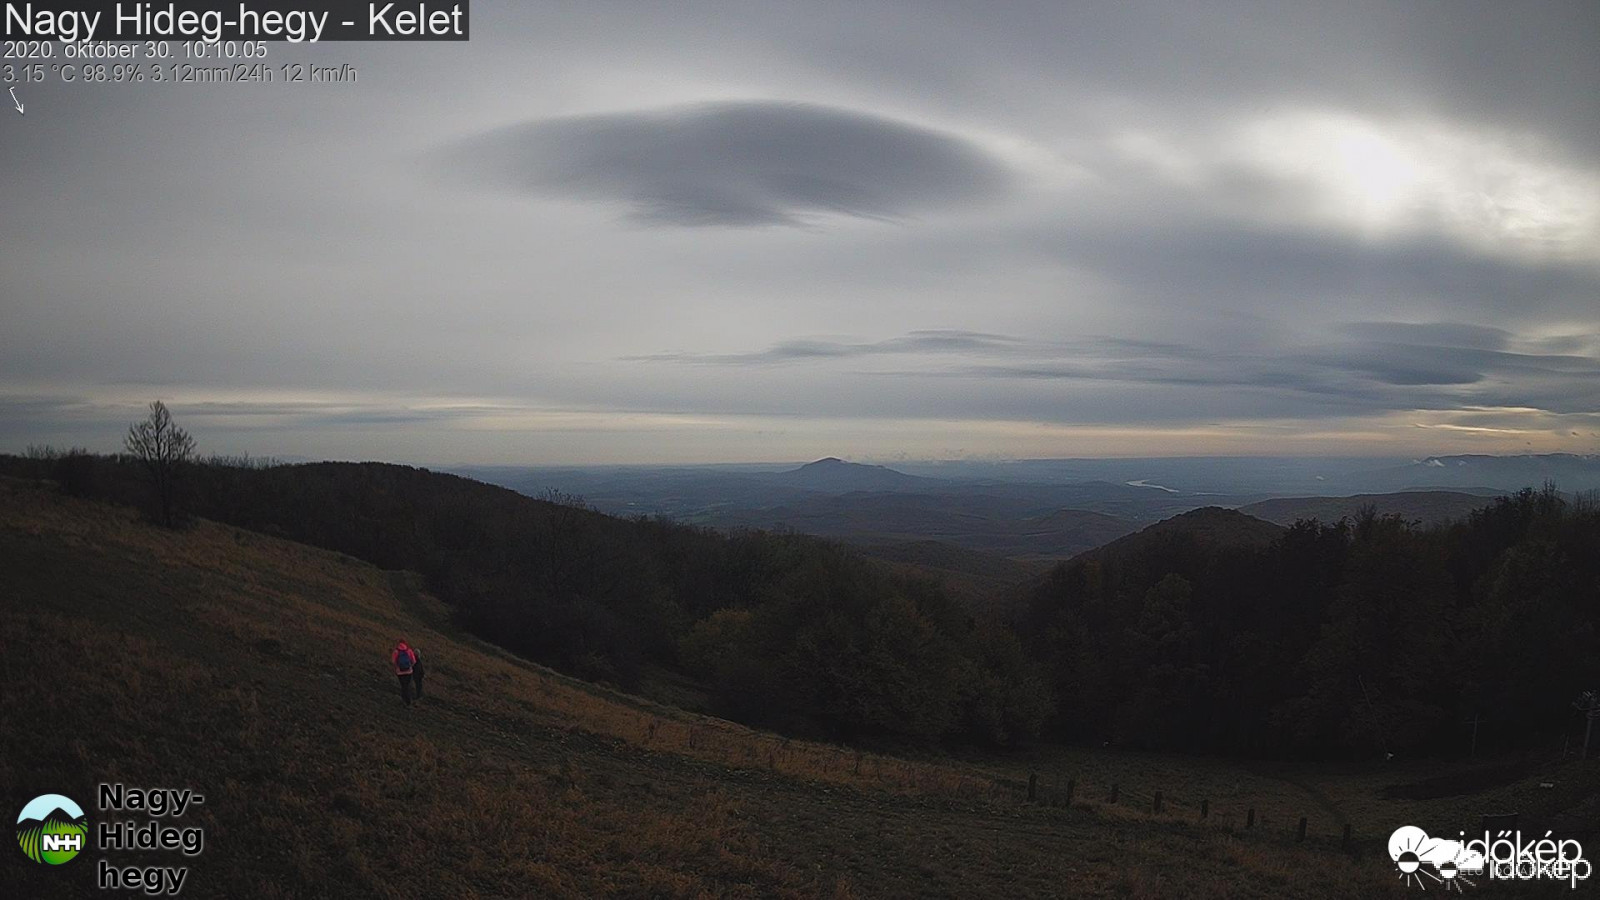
[2, 1, 1597, 464]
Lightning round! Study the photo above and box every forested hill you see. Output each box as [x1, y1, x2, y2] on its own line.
[1022, 487, 1600, 758]
[0, 455, 1050, 746]
[1078, 506, 1284, 564]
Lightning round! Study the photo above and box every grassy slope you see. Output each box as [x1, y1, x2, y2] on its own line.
[4, 480, 1581, 898]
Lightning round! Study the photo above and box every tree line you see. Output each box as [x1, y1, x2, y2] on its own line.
[1018, 489, 1600, 758]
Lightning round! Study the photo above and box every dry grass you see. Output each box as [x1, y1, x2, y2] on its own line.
[1, 481, 846, 898]
[961, 724, 1600, 859]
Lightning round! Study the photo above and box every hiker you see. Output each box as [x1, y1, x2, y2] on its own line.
[392, 640, 418, 706]
[411, 645, 425, 699]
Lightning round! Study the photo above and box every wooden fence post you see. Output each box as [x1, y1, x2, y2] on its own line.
[1153, 791, 1163, 814]
[1065, 779, 1075, 808]
[1200, 799, 1209, 819]
[1297, 817, 1307, 843]
[1028, 772, 1038, 802]
[1110, 783, 1119, 805]
[1342, 823, 1352, 851]
[1246, 808, 1255, 829]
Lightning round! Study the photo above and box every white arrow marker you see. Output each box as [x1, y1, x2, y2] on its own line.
[8, 87, 21, 115]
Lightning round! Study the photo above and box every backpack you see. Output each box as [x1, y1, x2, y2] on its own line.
[395, 649, 414, 672]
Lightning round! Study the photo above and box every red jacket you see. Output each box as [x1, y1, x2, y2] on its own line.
[392, 642, 419, 675]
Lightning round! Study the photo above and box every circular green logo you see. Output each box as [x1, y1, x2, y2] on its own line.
[17, 794, 87, 865]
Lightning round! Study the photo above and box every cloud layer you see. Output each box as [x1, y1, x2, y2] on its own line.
[451, 101, 1011, 227]
[1, 1, 1597, 462]
[630, 321, 1600, 421]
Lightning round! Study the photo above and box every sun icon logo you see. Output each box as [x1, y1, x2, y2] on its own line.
[1389, 826, 1481, 892]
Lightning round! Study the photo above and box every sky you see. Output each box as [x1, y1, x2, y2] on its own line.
[2, 0, 1598, 465]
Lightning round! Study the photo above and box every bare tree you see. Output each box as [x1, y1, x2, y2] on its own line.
[123, 401, 196, 527]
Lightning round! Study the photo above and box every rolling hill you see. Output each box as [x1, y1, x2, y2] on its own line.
[1077, 506, 1285, 565]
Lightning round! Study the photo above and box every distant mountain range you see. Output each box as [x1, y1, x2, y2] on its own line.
[704, 490, 1138, 559]
[449, 454, 1593, 603]
[457, 458, 1249, 525]
[887, 454, 1600, 495]
[1240, 490, 1500, 527]
[1360, 454, 1600, 493]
